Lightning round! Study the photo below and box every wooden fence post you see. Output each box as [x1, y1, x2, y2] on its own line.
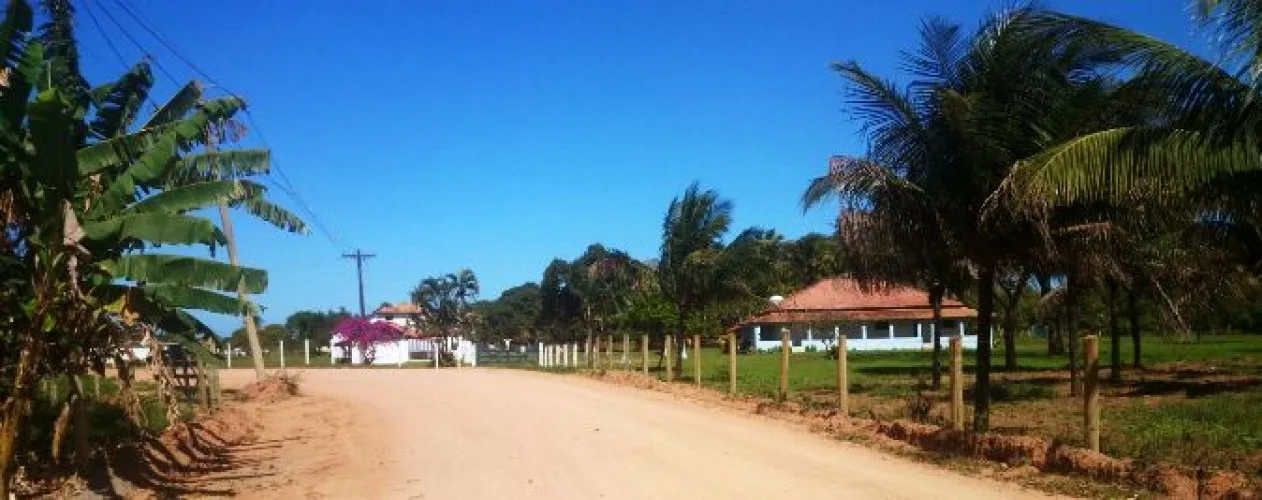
[779, 326, 790, 401]
[641, 334, 649, 375]
[622, 333, 629, 369]
[1084, 335, 1100, 452]
[693, 334, 702, 387]
[950, 335, 964, 431]
[665, 335, 674, 382]
[728, 331, 737, 396]
[837, 336, 848, 415]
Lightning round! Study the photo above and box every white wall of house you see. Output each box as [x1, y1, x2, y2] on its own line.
[330, 334, 477, 366]
[741, 319, 980, 352]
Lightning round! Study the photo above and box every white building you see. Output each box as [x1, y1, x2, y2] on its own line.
[329, 302, 476, 366]
[734, 278, 979, 352]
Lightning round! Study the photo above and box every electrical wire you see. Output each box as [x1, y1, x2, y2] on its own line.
[99, 0, 348, 250]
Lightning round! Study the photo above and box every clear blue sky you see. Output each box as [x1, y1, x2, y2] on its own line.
[75, 1, 1204, 334]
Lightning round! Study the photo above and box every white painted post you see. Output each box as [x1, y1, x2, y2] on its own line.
[917, 323, 923, 343]
[888, 323, 895, 339]
[434, 340, 440, 370]
[538, 342, 544, 366]
[279, 340, 285, 369]
[571, 342, 578, 367]
[959, 321, 966, 337]
[304, 339, 311, 365]
[861, 324, 868, 340]
[227, 344, 232, 368]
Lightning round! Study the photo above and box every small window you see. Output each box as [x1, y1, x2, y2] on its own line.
[942, 320, 958, 329]
[385, 314, 395, 321]
[872, 321, 891, 331]
[758, 326, 778, 342]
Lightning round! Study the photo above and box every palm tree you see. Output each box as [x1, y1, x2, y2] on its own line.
[805, 155, 966, 389]
[411, 269, 480, 356]
[809, 8, 1134, 430]
[658, 183, 732, 376]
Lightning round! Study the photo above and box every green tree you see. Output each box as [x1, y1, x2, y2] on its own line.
[659, 183, 732, 376]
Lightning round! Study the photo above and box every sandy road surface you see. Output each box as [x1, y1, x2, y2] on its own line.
[219, 368, 1055, 499]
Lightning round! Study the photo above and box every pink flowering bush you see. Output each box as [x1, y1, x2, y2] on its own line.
[332, 317, 403, 364]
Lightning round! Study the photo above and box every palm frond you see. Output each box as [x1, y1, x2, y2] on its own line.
[234, 197, 308, 234]
[82, 212, 226, 247]
[103, 254, 267, 294]
[141, 80, 201, 130]
[166, 149, 269, 184]
[126, 179, 264, 214]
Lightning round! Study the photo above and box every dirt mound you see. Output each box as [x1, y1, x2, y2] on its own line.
[243, 374, 301, 402]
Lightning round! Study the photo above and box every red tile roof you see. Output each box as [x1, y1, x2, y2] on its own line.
[737, 277, 976, 326]
[374, 302, 424, 315]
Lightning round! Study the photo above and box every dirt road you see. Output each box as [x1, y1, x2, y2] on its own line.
[218, 368, 1054, 499]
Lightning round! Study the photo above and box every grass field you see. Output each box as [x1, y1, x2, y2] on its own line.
[596, 334, 1262, 476]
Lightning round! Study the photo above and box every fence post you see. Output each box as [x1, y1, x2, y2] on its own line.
[665, 335, 674, 382]
[585, 335, 592, 368]
[304, 339, 310, 365]
[330, 341, 336, 366]
[571, 342, 578, 367]
[641, 334, 649, 375]
[227, 344, 232, 368]
[693, 335, 702, 387]
[837, 336, 848, 415]
[950, 335, 964, 431]
[279, 340, 285, 369]
[622, 333, 629, 369]
[1084, 335, 1100, 452]
[605, 335, 613, 369]
[779, 326, 790, 401]
[537, 342, 543, 367]
[728, 331, 737, 396]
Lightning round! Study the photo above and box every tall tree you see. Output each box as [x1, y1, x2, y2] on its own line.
[659, 183, 732, 376]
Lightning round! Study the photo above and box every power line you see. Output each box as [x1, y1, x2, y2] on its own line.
[105, 0, 346, 250]
[78, 0, 130, 70]
[88, 0, 180, 84]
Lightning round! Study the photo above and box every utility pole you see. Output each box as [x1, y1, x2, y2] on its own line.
[342, 249, 375, 316]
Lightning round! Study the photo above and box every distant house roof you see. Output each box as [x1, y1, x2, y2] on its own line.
[737, 278, 977, 326]
[374, 302, 424, 316]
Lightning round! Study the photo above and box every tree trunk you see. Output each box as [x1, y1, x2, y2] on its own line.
[1128, 287, 1142, 369]
[973, 260, 997, 432]
[1, 334, 43, 499]
[218, 204, 266, 380]
[929, 285, 945, 390]
[69, 375, 89, 473]
[1108, 280, 1122, 382]
[1002, 303, 1019, 371]
[1066, 275, 1081, 397]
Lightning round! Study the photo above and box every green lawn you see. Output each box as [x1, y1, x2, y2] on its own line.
[581, 334, 1262, 476]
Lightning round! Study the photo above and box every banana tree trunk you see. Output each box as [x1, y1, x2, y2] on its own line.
[1, 333, 43, 499]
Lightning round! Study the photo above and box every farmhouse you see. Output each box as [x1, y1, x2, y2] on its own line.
[735, 278, 979, 352]
[330, 302, 477, 365]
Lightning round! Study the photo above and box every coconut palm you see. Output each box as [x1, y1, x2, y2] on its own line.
[808, 7, 1138, 430]
[658, 182, 732, 377]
